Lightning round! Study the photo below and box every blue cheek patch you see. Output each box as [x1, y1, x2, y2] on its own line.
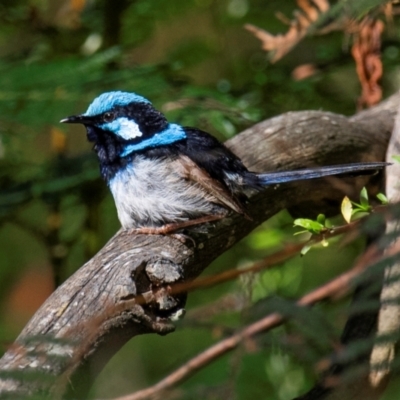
[99, 119, 120, 132]
[121, 124, 186, 157]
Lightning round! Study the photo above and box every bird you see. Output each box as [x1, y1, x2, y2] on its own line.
[61, 91, 388, 236]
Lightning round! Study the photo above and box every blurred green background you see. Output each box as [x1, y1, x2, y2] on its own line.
[0, 0, 399, 399]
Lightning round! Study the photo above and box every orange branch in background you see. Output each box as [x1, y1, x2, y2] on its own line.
[245, 0, 330, 63]
[351, 18, 384, 110]
[246, 1, 387, 108]
[70, 0, 86, 12]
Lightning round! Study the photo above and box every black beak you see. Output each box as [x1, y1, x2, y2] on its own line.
[60, 115, 94, 125]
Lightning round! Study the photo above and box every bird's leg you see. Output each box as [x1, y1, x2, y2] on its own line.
[127, 214, 226, 236]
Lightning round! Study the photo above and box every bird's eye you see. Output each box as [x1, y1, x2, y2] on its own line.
[103, 112, 115, 122]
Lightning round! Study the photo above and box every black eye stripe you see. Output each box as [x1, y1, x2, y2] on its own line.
[96, 102, 168, 136]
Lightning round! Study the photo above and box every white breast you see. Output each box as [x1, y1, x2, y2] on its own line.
[108, 156, 220, 229]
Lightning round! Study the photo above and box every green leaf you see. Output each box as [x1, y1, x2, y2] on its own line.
[301, 244, 312, 256]
[360, 187, 369, 208]
[293, 230, 310, 236]
[392, 155, 400, 164]
[341, 196, 353, 223]
[351, 208, 366, 216]
[293, 218, 324, 234]
[377, 193, 388, 205]
[317, 214, 326, 225]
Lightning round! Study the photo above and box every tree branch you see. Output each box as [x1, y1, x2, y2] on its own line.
[369, 96, 400, 387]
[113, 229, 385, 400]
[0, 92, 398, 398]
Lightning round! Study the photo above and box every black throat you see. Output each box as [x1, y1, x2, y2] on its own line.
[84, 102, 170, 182]
[86, 126, 130, 182]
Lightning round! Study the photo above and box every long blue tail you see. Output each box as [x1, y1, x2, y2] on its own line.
[257, 162, 389, 185]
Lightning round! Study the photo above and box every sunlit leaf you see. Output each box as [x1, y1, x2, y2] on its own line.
[341, 196, 353, 223]
[301, 244, 312, 255]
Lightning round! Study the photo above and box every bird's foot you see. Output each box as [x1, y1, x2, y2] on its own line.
[126, 226, 192, 244]
[126, 214, 225, 242]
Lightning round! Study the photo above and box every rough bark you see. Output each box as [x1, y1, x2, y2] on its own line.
[368, 98, 400, 387]
[0, 92, 398, 399]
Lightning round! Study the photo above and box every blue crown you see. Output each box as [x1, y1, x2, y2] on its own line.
[84, 91, 151, 116]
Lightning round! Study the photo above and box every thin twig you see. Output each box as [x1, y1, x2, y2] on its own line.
[162, 219, 363, 297]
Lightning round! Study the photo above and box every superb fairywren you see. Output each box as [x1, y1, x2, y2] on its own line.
[61, 91, 387, 235]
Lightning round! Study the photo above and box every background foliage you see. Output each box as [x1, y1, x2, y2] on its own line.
[0, 0, 400, 399]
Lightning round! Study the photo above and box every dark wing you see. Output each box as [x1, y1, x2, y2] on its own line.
[176, 127, 260, 192]
[173, 154, 247, 215]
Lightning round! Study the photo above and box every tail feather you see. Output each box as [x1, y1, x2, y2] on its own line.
[257, 162, 389, 185]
